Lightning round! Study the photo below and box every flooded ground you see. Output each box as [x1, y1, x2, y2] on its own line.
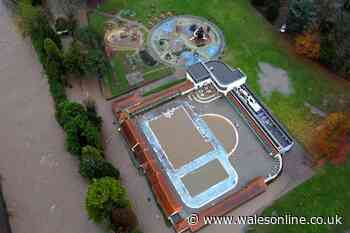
[0, 3, 102, 233]
[149, 106, 212, 169]
[258, 62, 293, 97]
[182, 159, 228, 197]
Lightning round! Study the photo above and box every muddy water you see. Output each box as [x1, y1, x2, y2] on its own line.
[182, 159, 228, 197]
[0, 3, 102, 233]
[202, 115, 237, 156]
[149, 107, 212, 169]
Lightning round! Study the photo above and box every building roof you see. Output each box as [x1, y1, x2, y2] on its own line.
[187, 63, 211, 83]
[205, 60, 245, 85]
[187, 60, 246, 88]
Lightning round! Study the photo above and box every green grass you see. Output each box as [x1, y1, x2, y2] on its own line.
[94, 2, 350, 232]
[102, 52, 129, 97]
[88, 12, 110, 35]
[102, 49, 175, 97]
[142, 79, 185, 96]
[143, 66, 174, 81]
[247, 159, 350, 233]
[96, 0, 124, 13]
[95, 0, 350, 155]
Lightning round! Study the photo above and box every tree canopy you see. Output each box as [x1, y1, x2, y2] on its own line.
[86, 177, 129, 223]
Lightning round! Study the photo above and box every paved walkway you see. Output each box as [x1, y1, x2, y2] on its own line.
[0, 4, 102, 233]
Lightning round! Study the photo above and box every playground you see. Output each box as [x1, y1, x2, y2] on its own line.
[148, 16, 225, 66]
[90, 12, 226, 98]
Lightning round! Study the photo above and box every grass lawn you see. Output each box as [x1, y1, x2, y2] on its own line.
[94, 0, 350, 156]
[102, 51, 129, 97]
[96, 0, 124, 13]
[102, 50, 175, 97]
[143, 79, 185, 96]
[247, 158, 350, 233]
[88, 12, 110, 35]
[143, 66, 174, 81]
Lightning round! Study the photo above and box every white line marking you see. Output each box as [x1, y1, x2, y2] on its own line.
[201, 113, 239, 157]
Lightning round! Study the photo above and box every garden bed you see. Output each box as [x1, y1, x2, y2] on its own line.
[101, 51, 175, 99]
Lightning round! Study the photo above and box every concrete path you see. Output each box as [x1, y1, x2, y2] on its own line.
[0, 3, 103, 233]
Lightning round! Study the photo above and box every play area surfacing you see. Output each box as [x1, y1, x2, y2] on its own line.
[148, 15, 225, 67]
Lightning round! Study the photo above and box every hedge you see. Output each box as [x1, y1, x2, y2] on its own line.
[20, 2, 138, 231]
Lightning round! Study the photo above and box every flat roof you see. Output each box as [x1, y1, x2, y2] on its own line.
[187, 63, 211, 83]
[205, 60, 245, 85]
[187, 61, 245, 87]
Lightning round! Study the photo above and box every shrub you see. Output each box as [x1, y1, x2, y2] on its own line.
[18, 1, 60, 64]
[250, 0, 266, 7]
[56, 101, 103, 156]
[65, 125, 82, 155]
[250, 0, 280, 22]
[82, 48, 109, 76]
[287, 0, 317, 33]
[86, 177, 129, 223]
[79, 156, 120, 180]
[55, 17, 69, 32]
[31, 0, 42, 6]
[18, 0, 40, 37]
[111, 207, 138, 232]
[81, 145, 104, 160]
[43, 38, 65, 74]
[84, 98, 103, 129]
[265, 0, 281, 22]
[313, 112, 350, 160]
[48, 77, 67, 107]
[295, 31, 320, 60]
[75, 26, 102, 49]
[56, 100, 86, 127]
[30, 14, 62, 64]
[64, 41, 85, 76]
[64, 117, 103, 156]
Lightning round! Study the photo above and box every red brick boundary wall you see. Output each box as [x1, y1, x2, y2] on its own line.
[112, 80, 194, 117]
[112, 82, 269, 232]
[174, 177, 267, 233]
[119, 118, 183, 217]
[227, 92, 279, 155]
